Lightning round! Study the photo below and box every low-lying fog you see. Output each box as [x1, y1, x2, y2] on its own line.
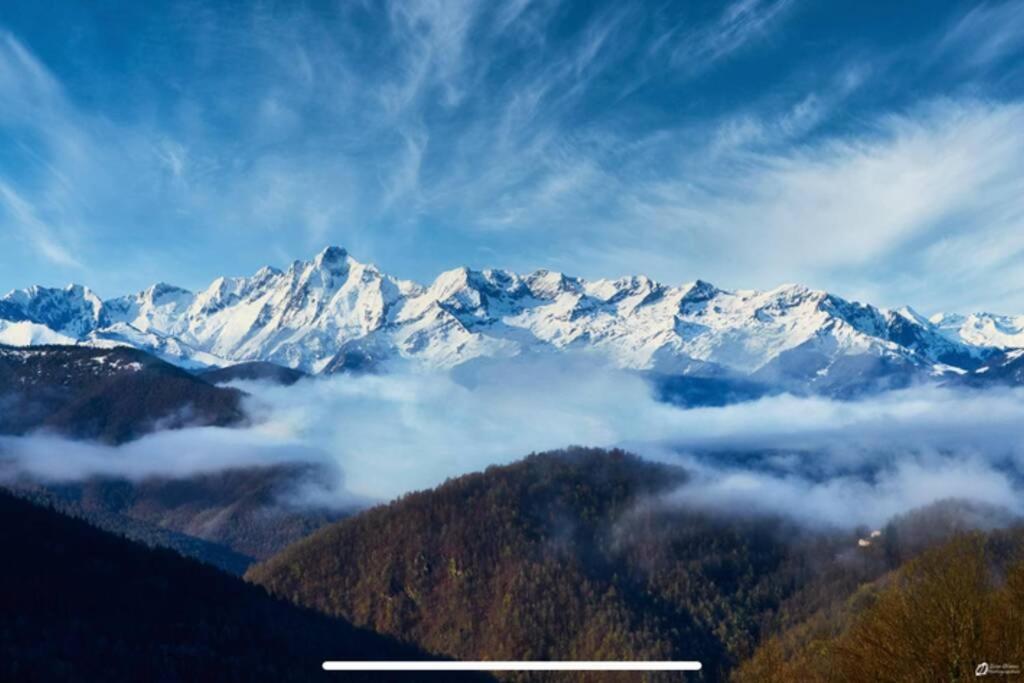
[3, 355, 1023, 527]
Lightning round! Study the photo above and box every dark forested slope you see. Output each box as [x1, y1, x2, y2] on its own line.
[736, 527, 1024, 682]
[249, 449, 1024, 682]
[5, 483, 253, 574]
[42, 462, 351, 560]
[199, 360, 307, 386]
[0, 344, 244, 443]
[248, 448, 832, 680]
[0, 488, 488, 682]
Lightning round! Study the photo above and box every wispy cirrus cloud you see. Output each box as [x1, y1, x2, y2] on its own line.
[380, 0, 481, 112]
[0, 182, 82, 268]
[662, 0, 795, 73]
[0, 0, 1022, 318]
[937, 0, 1024, 70]
[0, 33, 86, 270]
[0, 30, 60, 115]
[472, 95, 1024, 312]
[616, 100, 1024, 299]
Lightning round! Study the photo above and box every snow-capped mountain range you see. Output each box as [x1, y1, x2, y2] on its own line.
[1, 246, 1022, 394]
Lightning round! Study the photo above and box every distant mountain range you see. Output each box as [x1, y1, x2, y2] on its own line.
[2, 246, 1023, 395]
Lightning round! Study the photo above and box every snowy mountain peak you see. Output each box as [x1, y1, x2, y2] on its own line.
[894, 306, 928, 324]
[254, 265, 283, 280]
[0, 283, 104, 338]
[430, 266, 474, 296]
[2, 247, 1021, 394]
[931, 311, 1024, 349]
[683, 279, 719, 299]
[310, 245, 352, 274]
[143, 282, 193, 303]
[316, 244, 348, 260]
[525, 269, 580, 298]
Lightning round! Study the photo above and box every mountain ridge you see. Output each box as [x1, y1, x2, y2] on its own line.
[2, 246, 1020, 394]
[0, 343, 245, 443]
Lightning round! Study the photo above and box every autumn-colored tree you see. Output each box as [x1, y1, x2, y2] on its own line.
[736, 532, 1024, 683]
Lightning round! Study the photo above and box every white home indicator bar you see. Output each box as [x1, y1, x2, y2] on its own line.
[323, 661, 701, 671]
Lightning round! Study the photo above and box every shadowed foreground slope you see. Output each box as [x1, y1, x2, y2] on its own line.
[0, 488, 490, 682]
[42, 462, 351, 561]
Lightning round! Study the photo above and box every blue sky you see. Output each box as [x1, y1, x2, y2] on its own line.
[1, 0, 1023, 313]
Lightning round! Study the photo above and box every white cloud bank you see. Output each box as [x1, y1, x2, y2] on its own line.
[2, 355, 1024, 528]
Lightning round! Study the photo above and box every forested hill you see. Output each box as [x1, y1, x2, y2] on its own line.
[0, 344, 244, 443]
[0, 488, 490, 682]
[736, 526, 1024, 681]
[248, 449, 1024, 682]
[247, 448, 810, 680]
[199, 360, 307, 386]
